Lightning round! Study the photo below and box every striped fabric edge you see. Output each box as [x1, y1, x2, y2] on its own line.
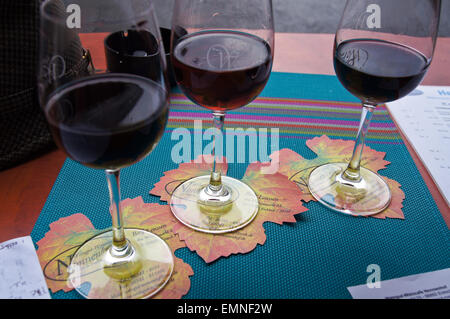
[167, 94, 404, 144]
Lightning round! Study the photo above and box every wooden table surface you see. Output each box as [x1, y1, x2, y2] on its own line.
[1, 33, 449, 243]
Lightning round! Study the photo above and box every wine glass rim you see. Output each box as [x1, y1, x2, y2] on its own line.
[40, 0, 155, 26]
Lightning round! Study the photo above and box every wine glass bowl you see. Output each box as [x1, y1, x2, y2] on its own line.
[169, 0, 274, 233]
[45, 73, 169, 170]
[334, 39, 430, 105]
[38, 0, 173, 298]
[307, 0, 441, 216]
[171, 30, 273, 112]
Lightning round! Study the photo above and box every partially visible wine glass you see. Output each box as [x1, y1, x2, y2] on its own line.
[169, 0, 274, 233]
[308, 0, 441, 216]
[38, 0, 173, 298]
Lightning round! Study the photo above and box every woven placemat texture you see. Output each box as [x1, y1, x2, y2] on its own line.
[31, 72, 450, 299]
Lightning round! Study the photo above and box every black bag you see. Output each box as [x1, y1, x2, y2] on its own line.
[0, 1, 53, 171]
[0, 0, 88, 171]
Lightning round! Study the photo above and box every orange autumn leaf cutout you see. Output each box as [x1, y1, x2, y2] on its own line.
[36, 197, 193, 299]
[270, 135, 405, 219]
[150, 155, 307, 263]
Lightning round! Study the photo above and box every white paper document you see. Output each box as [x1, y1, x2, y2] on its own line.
[348, 268, 450, 299]
[0, 236, 50, 299]
[387, 86, 450, 205]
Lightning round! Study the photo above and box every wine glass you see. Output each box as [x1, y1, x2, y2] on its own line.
[308, 0, 441, 216]
[169, 0, 274, 233]
[38, 0, 173, 298]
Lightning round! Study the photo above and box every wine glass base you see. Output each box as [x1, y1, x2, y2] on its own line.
[308, 163, 391, 216]
[68, 229, 174, 299]
[170, 175, 259, 233]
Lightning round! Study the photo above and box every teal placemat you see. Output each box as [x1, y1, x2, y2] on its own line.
[31, 72, 450, 299]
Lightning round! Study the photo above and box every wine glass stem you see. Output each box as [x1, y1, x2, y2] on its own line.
[342, 103, 375, 182]
[105, 169, 130, 255]
[208, 111, 226, 193]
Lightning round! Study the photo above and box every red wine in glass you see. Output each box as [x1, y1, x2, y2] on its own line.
[45, 74, 168, 170]
[334, 39, 430, 104]
[172, 31, 273, 112]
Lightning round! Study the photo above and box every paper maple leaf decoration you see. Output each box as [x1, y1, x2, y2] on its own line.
[150, 155, 307, 263]
[36, 197, 193, 299]
[270, 135, 405, 219]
